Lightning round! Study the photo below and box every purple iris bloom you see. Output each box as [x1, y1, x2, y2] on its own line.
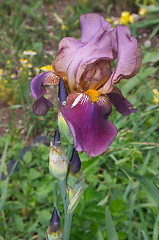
[30, 13, 142, 157]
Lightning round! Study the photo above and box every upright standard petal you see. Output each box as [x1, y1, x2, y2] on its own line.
[53, 13, 115, 92]
[111, 25, 142, 83]
[30, 71, 58, 116]
[79, 13, 117, 59]
[107, 86, 137, 116]
[60, 93, 117, 157]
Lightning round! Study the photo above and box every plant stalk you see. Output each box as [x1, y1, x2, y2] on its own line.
[58, 179, 73, 240]
[63, 212, 73, 240]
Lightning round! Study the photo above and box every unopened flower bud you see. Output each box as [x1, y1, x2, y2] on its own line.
[58, 111, 73, 144]
[46, 207, 62, 240]
[66, 149, 85, 214]
[49, 130, 69, 180]
[58, 78, 67, 105]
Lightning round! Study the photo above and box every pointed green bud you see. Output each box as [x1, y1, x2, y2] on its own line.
[58, 111, 73, 144]
[66, 149, 85, 214]
[49, 130, 69, 180]
[46, 207, 62, 240]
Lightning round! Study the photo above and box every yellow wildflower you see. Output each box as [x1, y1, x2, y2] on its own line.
[20, 58, 28, 64]
[61, 24, 67, 30]
[40, 65, 54, 72]
[23, 50, 37, 56]
[34, 67, 40, 73]
[138, 8, 148, 17]
[10, 73, 16, 78]
[120, 11, 134, 25]
[27, 63, 32, 68]
[0, 68, 3, 75]
[153, 89, 159, 105]
[4, 80, 8, 83]
[7, 60, 11, 64]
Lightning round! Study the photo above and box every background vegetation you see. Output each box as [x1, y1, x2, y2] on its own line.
[0, 0, 159, 239]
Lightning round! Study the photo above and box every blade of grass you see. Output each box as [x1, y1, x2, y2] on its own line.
[0, 138, 9, 179]
[105, 207, 118, 240]
[121, 168, 159, 207]
[153, 215, 159, 240]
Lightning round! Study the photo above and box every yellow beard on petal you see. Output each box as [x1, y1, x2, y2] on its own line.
[84, 89, 99, 102]
[40, 65, 54, 72]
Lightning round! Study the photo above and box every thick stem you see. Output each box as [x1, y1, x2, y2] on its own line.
[58, 179, 73, 240]
[63, 212, 73, 240]
[58, 179, 69, 213]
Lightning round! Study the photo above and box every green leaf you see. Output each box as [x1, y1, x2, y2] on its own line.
[36, 210, 51, 226]
[28, 168, 41, 180]
[153, 215, 159, 240]
[141, 230, 149, 240]
[12, 214, 24, 232]
[0, 178, 9, 212]
[142, 52, 159, 64]
[0, 138, 9, 179]
[105, 207, 118, 240]
[122, 169, 159, 207]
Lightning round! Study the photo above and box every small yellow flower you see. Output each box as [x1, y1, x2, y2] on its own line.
[20, 58, 28, 64]
[23, 50, 37, 56]
[10, 73, 16, 78]
[23, 50, 28, 55]
[0, 68, 3, 75]
[34, 67, 40, 73]
[153, 89, 159, 105]
[61, 24, 67, 30]
[7, 60, 11, 64]
[120, 11, 134, 25]
[129, 15, 134, 23]
[4, 80, 8, 83]
[138, 8, 148, 17]
[27, 63, 32, 68]
[40, 64, 54, 72]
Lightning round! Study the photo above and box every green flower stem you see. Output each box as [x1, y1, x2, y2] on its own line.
[58, 179, 73, 240]
[63, 212, 73, 240]
[58, 179, 69, 213]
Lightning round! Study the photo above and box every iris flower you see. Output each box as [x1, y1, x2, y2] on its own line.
[30, 13, 142, 157]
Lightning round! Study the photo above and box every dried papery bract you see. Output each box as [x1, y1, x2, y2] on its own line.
[49, 129, 69, 180]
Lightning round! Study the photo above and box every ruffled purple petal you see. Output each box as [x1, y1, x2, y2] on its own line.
[61, 93, 117, 157]
[79, 13, 117, 59]
[107, 86, 137, 116]
[112, 25, 142, 83]
[53, 13, 116, 92]
[30, 72, 58, 115]
[32, 96, 53, 116]
[30, 72, 59, 100]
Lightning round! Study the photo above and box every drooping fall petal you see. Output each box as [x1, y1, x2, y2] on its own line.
[30, 71, 58, 115]
[32, 96, 53, 116]
[107, 86, 137, 116]
[60, 93, 117, 157]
